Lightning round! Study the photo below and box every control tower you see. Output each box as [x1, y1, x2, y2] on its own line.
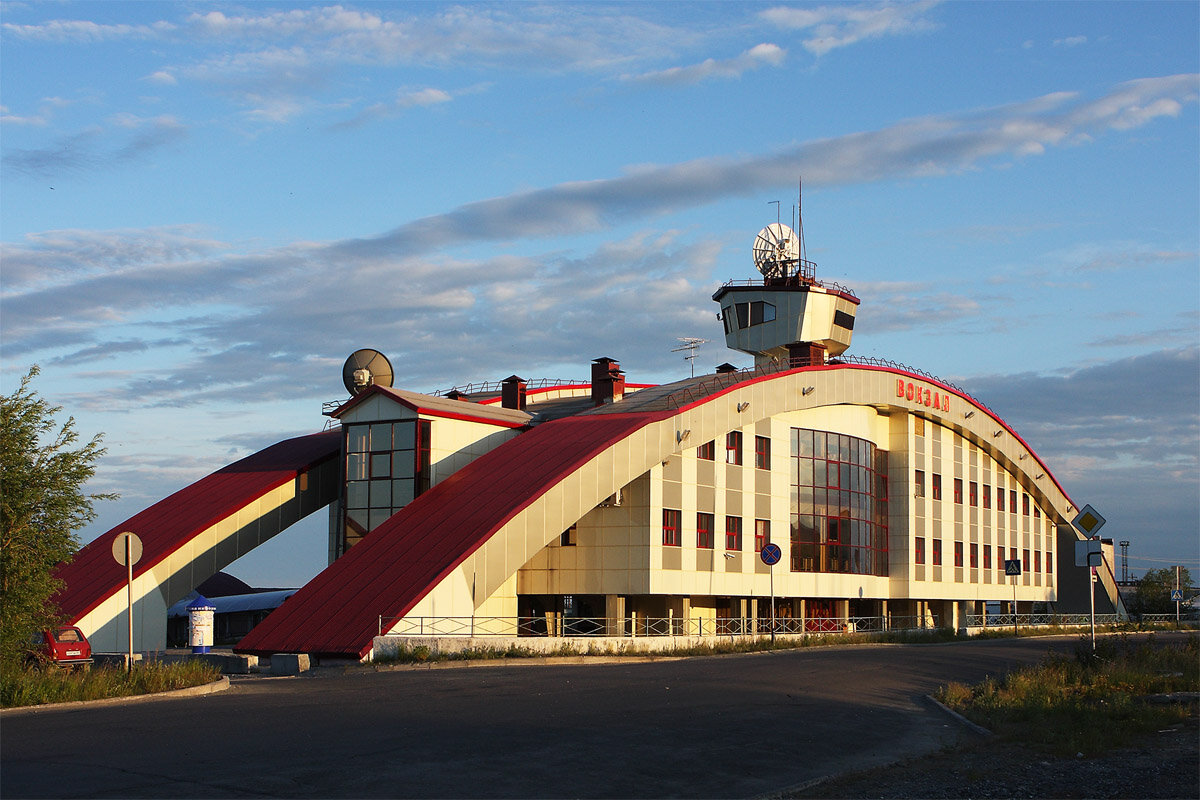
[713, 221, 859, 368]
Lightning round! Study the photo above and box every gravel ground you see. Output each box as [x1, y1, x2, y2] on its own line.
[785, 711, 1198, 799]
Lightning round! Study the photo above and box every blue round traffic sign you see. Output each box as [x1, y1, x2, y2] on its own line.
[760, 542, 782, 566]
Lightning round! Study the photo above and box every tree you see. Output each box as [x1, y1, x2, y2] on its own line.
[1128, 566, 1194, 616]
[1, 366, 116, 664]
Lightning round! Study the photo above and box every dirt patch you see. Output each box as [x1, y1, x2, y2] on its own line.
[786, 714, 1198, 799]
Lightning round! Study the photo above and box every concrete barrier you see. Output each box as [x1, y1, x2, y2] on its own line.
[270, 653, 312, 676]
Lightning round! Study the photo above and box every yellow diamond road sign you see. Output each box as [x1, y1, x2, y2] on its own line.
[1072, 504, 1106, 537]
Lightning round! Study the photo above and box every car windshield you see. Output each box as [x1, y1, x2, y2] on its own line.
[51, 628, 81, 643]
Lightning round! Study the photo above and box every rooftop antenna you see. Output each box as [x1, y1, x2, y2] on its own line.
[672, 337, 709, 377]
[768, 200, 780, 224]
[797, 176, 807, 264]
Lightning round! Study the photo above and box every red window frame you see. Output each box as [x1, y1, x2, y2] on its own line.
[969, 542, 978, 568]
[696, 512, 714, 549]
[1034, 551, 1041, 572]
[953, 478, 963, 504]
[1022, 548, 1030, 572]
[726, 431, 743, 465]
[662, 509, 681, 547]
[697, 440, 715, 460]
[997, 546, 1005, 570]
[914, 470, 925, 497]
[915, 537, 925, 565]
[983, 544, 992, 569]
[1022, 493, 1030, 516]
[982, 484, 991, 510]
[754, 519, 770, 552]
[1046, 551, 1053, 573]
[932, 474, 942, 501]
[725, 516, 742, 550]
[954, 541, 964, 568]
[969, 481, 978, 506]
[932, 539, 942, 566]
[1009, 490, 1017, 513]
[996, 486, 1004, 510]
[754, 435, 770, 470]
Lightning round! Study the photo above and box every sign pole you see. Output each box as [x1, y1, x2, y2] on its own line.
[125, 536, 134, 674]
[1012, 576, 1018, 636]
[1176, 565, 1181, 624]
[770, 563, 776, 643]
[1089, 566, 1096, 652]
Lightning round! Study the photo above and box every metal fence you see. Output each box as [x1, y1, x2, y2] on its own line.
[380, 614, 955, 639]
[378, 613, 1192, 640]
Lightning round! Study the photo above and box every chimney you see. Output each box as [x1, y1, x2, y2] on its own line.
[501, 375, 527, 410]
[445, 389, 470, 401]
[591, 357, 625, 406]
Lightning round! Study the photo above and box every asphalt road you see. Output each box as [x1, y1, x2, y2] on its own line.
[1, 635, 1113, 799]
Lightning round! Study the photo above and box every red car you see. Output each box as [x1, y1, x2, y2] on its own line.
[37, 626, 93, 669]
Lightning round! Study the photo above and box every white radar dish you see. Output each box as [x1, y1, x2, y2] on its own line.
[753, 222, 799, 279]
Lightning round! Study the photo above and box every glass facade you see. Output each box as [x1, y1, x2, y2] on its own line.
[789, 428, 889, 576]
[342, 419, 431, 551]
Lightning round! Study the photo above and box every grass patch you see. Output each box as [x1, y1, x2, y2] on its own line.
[1, 660, 222, 709]
[935, 633, 1199, 756]
[374, 627, 969, 664]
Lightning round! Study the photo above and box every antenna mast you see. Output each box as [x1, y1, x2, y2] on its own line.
[672, 337, 709, 378]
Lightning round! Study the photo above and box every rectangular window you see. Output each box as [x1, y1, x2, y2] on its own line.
[996, 486, 1005, 510]
[662, 509, 681, 547]
[697, 513, 714, 549]
[725, 516, 742, 550]
[982, 484, 991, 509]
[726, 431, 743, 465]
[914, 470, 925, 498]
[1034, 551, 1041, 573]
[1022, 493, 1030, 516]
[754, 435, 770, 470]
[983, 544, 992, 569]
[932, 474, 942, 501]
[1034, 505, 1041, 519]
[1022, 548, 1030, 572]
[997, 546, 1005, 570]
[1010, 547, 1018, 564]
[915, 537, 925, 565]
[953, 478, 963, 504]
[560, 525, 577, 546]
[954, 541, 964, 568]
[1009, 490, 1017, 513]
[970, 543, 978, 568]
[754, 519, 770, 552]
[1045, 551, 1053, 573]
[932, 539, 942, 566]
[914, 416, 925, 436]
[969, 481, 978, 507]
[697, 440, 715, 460]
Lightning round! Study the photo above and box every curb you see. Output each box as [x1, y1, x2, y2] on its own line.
[0, 675, 230, 716]
[924, 693, 994, 736]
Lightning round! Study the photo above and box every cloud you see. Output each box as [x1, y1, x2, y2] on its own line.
[760, 0, 941, 57]
[960, 348, 1199, 560]
[1, 19, 174, 41]
[625, 43, 786, 86]
[1053, 36, 1088, 48]
[3, 76, 1196, 405]
[2, 115, 186, 177]
[334, 74, 1197, 259]
[333, 87, 454, 129]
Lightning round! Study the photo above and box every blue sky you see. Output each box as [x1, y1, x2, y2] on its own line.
[2, 1, 1197, 587]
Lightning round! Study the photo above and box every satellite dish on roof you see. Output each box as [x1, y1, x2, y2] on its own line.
[342, 349, 394, 396]
[753, 222, 799, 279]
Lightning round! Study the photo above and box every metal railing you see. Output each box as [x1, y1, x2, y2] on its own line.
[657, 354, 998, 415]
[964, 613, 1125, 628]
[379, 614, 952, 639]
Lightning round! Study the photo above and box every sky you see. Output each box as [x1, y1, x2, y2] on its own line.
[2, 1, 1197, 587]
